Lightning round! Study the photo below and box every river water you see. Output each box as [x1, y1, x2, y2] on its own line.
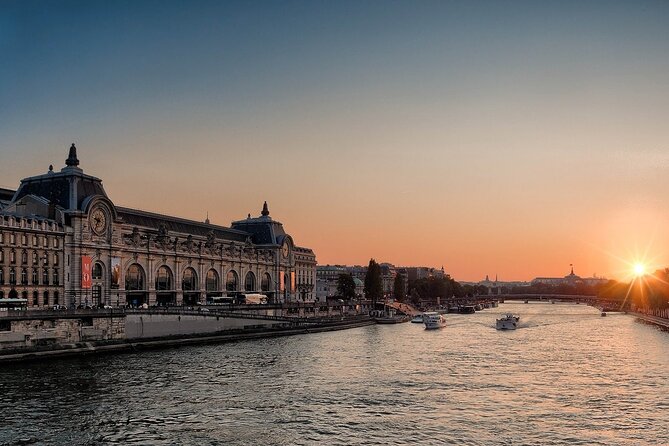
[1, 302, 668, 446]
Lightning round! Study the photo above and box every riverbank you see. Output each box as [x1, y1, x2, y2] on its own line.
[0, 318, 374, 364]
[631, 312, 669, 330]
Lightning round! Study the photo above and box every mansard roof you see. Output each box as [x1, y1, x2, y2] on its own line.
[12, 145, 107, 212]
[230, 201, 288, 245]
[117, 207, 251, 242]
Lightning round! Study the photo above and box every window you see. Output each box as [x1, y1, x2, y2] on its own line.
[32, 291, 38, 306]
[21, 250, 27, 264]
[10, 250, 15, 264]
[10, 233, 15, 244]
[53, 291, 59, 305]
[92, 262, 103, 280]
[226, 271, 238, 292]
[0, 267, 3, 285]
[32, 268, 38, 285]
[53, 254, 59, 266]
[43, 237, 48, 248]
[125, 264, 145, 291]
[182, 268, 197, 291]
[43, 254, 49, 266]
[32, 235, 38, 246]
[21, 268, 28, 285]
[52, 268, 59, 285]
[261, 273, 271, 292]
[156, 266, 173, 290]
[245, 272, 256, 292]
[54, 238, 59, 248]
[32, 252, 38, 264]
[206, 269, 219, 292]
[42, 268, 49, 285]
[0, 250, 3, 263]
[43, 291, 49, 306]
[21, 234, 27, 245]
[9, 268, 16, 285]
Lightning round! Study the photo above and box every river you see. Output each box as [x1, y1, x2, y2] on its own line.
[1, 302, 668, 445]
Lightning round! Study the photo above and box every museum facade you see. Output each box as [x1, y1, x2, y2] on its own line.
[0, 145, 316, 308]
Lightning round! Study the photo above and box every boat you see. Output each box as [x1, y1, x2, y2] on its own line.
[375, 315, 410, 324]
[458, 305, 476, 314]
[496, 313, 520, 330]
[410, 314, 424, 323]
[423, 312, 447, 329]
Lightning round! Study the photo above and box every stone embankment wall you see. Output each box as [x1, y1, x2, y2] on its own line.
[125, 314, 277, 339]
[0, 315, 125, 350]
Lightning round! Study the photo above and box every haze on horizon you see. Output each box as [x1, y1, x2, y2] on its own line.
[1, 0, 668, 282]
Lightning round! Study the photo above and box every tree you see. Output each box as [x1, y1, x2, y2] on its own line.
[364, 258, 383, 309]
[393, 274, 406, 302]
[337, 273, 356, 302]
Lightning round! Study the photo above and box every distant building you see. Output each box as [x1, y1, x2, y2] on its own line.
[531, 266, 607, 287]
[317, 263, 447, 301]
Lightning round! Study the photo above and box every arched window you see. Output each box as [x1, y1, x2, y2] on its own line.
[32, 291, 38, 306]
[32, 268, 38, 285]
[125, 264, 145, 291]
[21, 250, 27, 264]
[9, 268, 16, 285]
[155, 266, 173, 291]
[226, 270, 238, 292]
[43, 291, 49, 306]
[53, 291, 59, 305]
[245, 271, 256, 292]
[92, 263, 103, 280]
[261, 273, 271, 292]
[42, 268, 49, 285]
[182, 268, 197, 291]
[206, 269, 219, 292]
[21, 268, 28, 285]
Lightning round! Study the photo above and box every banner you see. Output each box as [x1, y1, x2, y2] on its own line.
[81, 256, 92, 289]
[290, 271, 295, 293]
[111, 257, 121, 289]
[279, 271, 285, 292]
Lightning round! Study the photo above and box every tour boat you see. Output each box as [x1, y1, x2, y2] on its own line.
[496, 313, 520, 330]
[423, 312, 447, 330]
[411, 314, 424, 323]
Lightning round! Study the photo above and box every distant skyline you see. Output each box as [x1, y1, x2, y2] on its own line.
[2, 0, 669, 281]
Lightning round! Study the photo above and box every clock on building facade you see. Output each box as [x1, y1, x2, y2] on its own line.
[89, 206, 108, 236]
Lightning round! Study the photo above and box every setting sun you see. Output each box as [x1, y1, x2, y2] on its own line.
[633, 263, 647, 277]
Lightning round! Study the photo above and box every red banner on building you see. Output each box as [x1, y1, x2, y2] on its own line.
[279, 271, 285, 292]
[81, 256, 92, 289]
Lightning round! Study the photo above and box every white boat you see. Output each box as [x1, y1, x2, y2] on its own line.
[423, 312, 446, 329]
[410, 314, 424, 323]
[496, 313, 520, 330]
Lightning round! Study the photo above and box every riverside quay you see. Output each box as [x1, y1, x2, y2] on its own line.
[0, 144, 316, 309]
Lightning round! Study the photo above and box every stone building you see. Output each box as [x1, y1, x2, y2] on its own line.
[0, 144, 315, 308]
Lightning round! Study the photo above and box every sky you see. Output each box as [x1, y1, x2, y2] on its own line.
[1, 0, 669, 281]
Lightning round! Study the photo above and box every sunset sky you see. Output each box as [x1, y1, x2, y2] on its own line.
[1, 0, 668, 281]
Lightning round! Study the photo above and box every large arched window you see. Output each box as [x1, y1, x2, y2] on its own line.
[155, 266, 173, 291]
[206, 269, 219, 292]
[125, 264, 145, 291]
[92, 262, 104, 280]
[245, 271, 256, 292]
[182, 268, 198, 291]
[226, 270, 238, 292]
[261, 273, 271, 292]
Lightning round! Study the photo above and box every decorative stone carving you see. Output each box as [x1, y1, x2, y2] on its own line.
[123, 227, 146, 248]
[154, 223, 171, 250]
